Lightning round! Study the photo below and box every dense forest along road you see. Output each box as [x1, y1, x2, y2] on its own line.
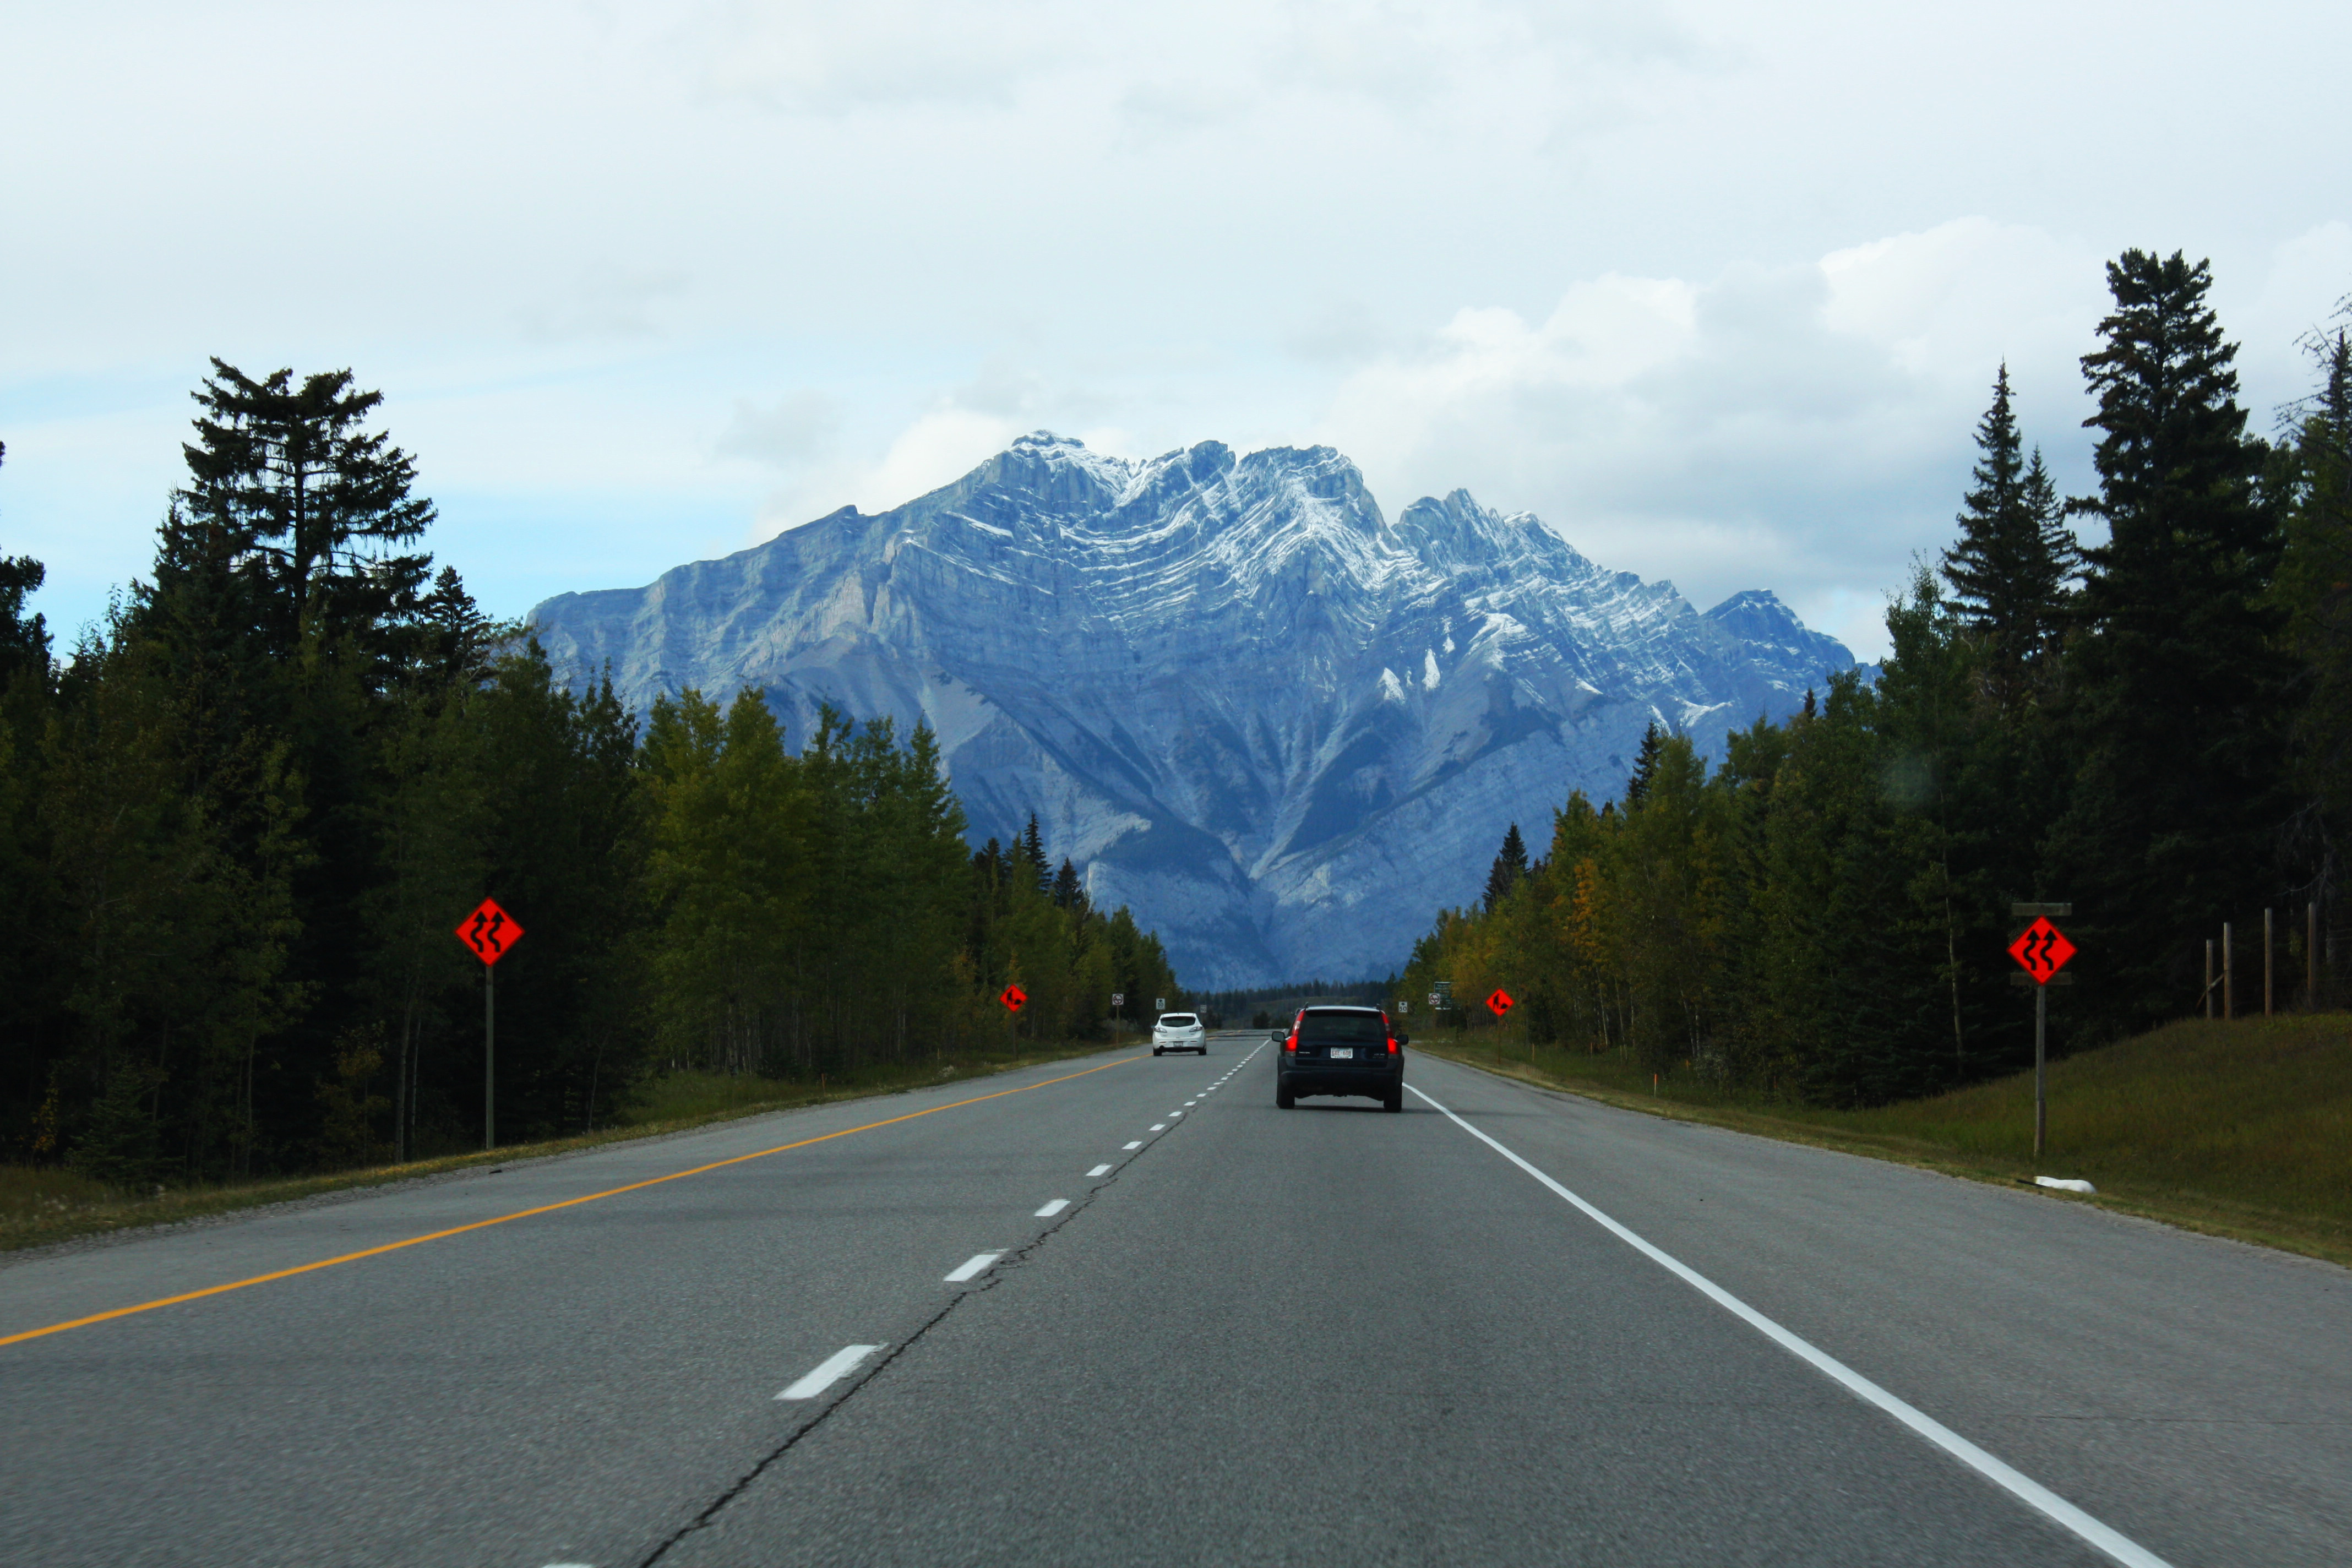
[4, 1036, 2348, 1566]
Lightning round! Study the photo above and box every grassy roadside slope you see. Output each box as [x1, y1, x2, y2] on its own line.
[1415, 1014, 2352, 1267]
[1, 1042, 1124, 1256]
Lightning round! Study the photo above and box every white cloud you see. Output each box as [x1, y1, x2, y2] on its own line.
[717, 389, 840, 467]
[3, 0, 2347, 654]
[1320, 221, 2114, 654]
[857, 408, 1027, 513]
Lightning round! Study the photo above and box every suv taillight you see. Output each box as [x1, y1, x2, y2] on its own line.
[1387, 1037, 1399, 1054]
[1284, 1033, 1297, 1052]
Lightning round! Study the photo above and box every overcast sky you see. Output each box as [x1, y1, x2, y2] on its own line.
[4, 0, 2347, 658]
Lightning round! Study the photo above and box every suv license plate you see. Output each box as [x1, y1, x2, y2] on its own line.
[1329, 1047, 1353, 1059]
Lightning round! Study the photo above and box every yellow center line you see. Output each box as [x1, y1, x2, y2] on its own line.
[2, 1054, 1142, 1349]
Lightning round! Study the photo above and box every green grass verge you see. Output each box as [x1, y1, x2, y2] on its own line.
[1415, 1014, 2352, 1268]
[0, 1041, 1124, 1256]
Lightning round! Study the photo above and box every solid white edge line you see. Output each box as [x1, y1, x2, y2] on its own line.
[1035, 1198, 1070, 1217]
[1404, 1081, 2175, 1568]
[776, 1342, 884, 1401]
[1088, 1163, 1112, 1177]
[943, 1251, 1002, 1283]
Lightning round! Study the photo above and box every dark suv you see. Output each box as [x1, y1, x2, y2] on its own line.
[1275, 1006, 1406, 1112]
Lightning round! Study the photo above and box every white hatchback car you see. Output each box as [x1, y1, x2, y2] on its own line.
[1152, 1012, 1207, 1055]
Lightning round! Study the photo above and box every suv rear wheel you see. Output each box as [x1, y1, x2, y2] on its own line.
[1382, 1087, 1403, 1113]
[1276, 1085, 1295, 1109]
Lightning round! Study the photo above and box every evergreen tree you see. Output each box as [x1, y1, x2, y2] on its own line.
[1942, 365, 2077, 714]
[1051, 856, 1084, 910]
[2274, 322, 2352, 892]
[2055, 250, 2285, 1026]
[0, 442, 51, 690]
[167, 360, 437, 666]
[1020, 813, 1049, 894]
[1483, 823, 1529, 912]
[1624, 722, 1665, 807]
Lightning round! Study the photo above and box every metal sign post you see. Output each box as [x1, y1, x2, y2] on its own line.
[455, 898, 525, 1150]
[2008, 902, 2073, 1158]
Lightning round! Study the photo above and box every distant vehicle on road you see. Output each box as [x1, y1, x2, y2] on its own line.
[1153, 1012, 1207, 1055]
[1274, 1006, 1404, 1111]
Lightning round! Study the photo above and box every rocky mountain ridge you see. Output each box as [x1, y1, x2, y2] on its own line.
[530, 432, 1861, 986]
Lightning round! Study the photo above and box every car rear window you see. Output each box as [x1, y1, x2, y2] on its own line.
[1298, 1012, 1386, 1043]
[1158, 1014, 1197, 1026]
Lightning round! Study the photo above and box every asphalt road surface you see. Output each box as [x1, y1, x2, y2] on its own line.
[6, 1033, 2349, 1566]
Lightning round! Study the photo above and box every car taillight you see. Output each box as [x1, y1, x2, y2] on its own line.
[1284, 1033, 1297, 1052]
[1387, 1037, 1399, 1054]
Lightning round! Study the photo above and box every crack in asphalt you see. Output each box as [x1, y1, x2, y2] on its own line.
[634, 1055, 1230, 1566]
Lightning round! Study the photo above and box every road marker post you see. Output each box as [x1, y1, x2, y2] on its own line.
[2008, 903, 2073, 1159]
[2223, 922, 2234, 1019]
[1485, 989, 1514, 1063]
[455, 899, 524, 1150]
[2310, 902, 2321, 1010]
[2265, 907, 2274, 1017]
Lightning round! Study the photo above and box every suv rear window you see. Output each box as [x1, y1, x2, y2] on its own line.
[1298, 1011, 1386, 1043]
[1158, 1014, 1197, 1026]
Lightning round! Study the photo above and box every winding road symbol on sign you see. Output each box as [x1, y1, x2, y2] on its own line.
[455, 898, 524, 966]
[2007, 917, 2075, 985]
[1486, 989, 1515, 1018]
[1000, 984, 1028, 1013]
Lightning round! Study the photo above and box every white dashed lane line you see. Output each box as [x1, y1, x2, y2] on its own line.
[759, 1041, 1262, 1462]
[777, 1343, 883, 1401]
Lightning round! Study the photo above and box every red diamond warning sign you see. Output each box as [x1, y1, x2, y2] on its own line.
[2007, 917, 2075, 986]
[1486, 988, 1515, 1017]
[1000, 984, 1028, 1013]
[455, 898, 524, 966]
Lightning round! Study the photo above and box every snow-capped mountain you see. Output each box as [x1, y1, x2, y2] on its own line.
[529, 433, 1861, 987]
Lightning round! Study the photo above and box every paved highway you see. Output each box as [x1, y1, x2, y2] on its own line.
[4, 1033, 2349, 1566]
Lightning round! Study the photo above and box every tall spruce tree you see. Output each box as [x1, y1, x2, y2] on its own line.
[1942, 365, 2076, 715]
[128, 362, 457, 1166]
[1483, 823, 1529, 912]
[168, 361, 437, 666]
[0, 440, 50, 688]
[1624, 722, 1665, 807]
[2274, 323, 2352, 896]
[1020, 813, 1049, 894]
[2055, 251, 2285, 1026]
